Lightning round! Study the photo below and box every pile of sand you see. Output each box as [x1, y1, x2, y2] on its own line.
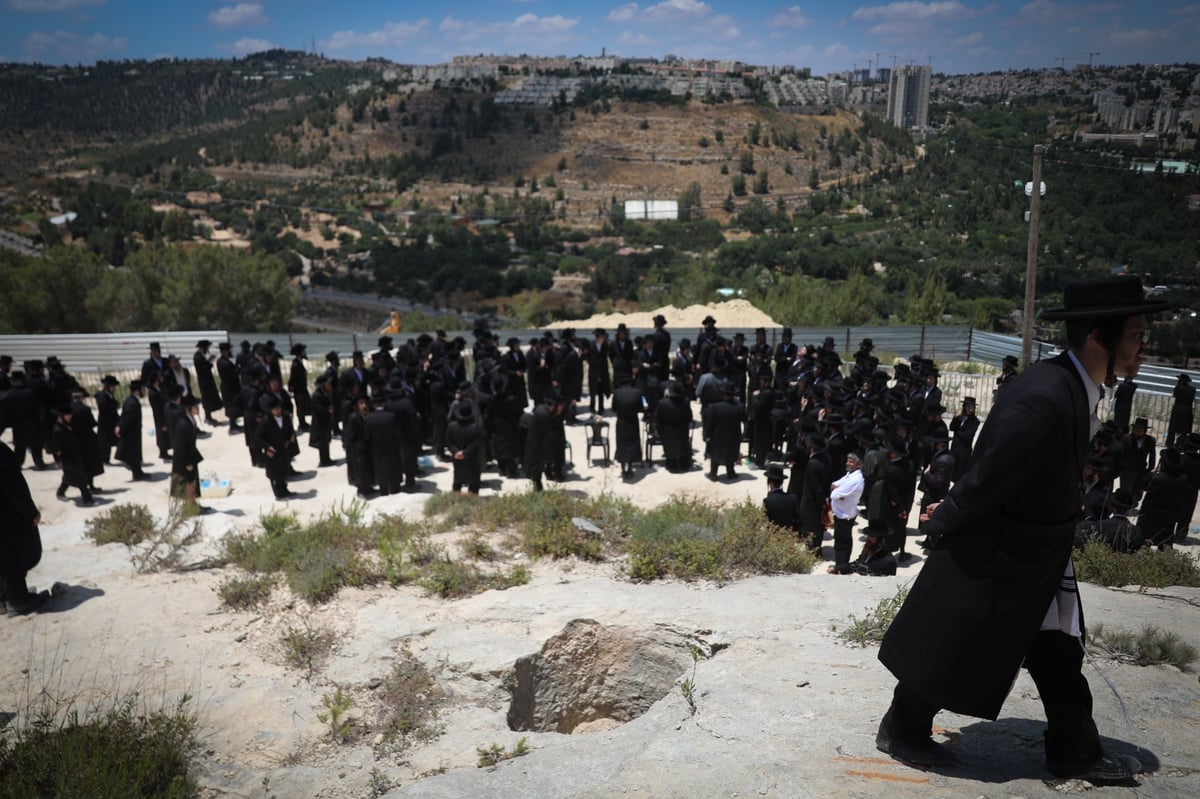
[548, 299, 778, 331]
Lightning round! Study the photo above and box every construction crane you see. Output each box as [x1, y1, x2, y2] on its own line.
[1055, 57, 1067, 70]
[1087, 51, 1100, 68]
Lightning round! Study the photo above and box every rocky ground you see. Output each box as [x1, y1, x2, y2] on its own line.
[2, 402, 1197, 799]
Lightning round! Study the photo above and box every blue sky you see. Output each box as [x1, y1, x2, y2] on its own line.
[2, 1, 1197, 75]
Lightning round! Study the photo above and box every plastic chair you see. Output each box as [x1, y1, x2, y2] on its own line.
[586, 419, 610, 465]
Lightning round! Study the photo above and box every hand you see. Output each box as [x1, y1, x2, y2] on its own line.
[920, 501, 942, 522]
[32, 513, 41, 525]
[453, 451, 465, 460]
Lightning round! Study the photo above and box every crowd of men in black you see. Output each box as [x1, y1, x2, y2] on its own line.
[0, 316, 1196, 557]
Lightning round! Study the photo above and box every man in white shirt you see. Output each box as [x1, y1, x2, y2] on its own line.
[827, 452, 865, 573]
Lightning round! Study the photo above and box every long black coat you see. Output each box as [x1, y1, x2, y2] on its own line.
[799, 450, 830, 532]
[170, 415, 203, 483]
[611, 386, 643, 464]
[50, 421, 88, 488]
[1168, 381, 1195, 442]
[96, 389, 120, 450]
[0, 442, 41, 574]
[363, 408, 402, 491]
[524, 404, 565, 480]
[654, 395, 693, 461]
[880, 353, 1091, 721]
[584, 342, 611, 398]
[115, 394, 143, 467]
[763, 487, 802, 533]
[69, 399, 105, 478]
[217, 355, 242, 417]
[948, 412, 979, 481]
[289, 357, 313, 417]
[309, 388, 336, 449]
[195, 352, 223, 415]
[703, 398, 743, 467]
[255, 415, 296, 483]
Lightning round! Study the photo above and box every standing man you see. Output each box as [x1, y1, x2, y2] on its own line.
[115, 379, 150, 480]
[1111, 376, 1137, 433]
[585, 328, 612, 415]
[876, 275, 1168, 784]
[256, 396, 298, 500]
[289, 343, 313, 433]
[194, 340, 223, 425]
[1167, 373, 1195, 447]
[947, 396, 979, 481]
[171, 395, 205, 512]
[828, 452, 865, 574]
[50, 405, 93, 505]
[0, 441, 50, 615]
[95, 375, 121, 464]
[216, 342, 243, 432]
[703, 380, 743, 482]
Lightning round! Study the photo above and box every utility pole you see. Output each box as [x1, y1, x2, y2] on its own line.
[1021, 144, 1044, 367]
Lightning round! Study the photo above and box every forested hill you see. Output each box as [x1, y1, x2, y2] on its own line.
[0, 51, 374, 138]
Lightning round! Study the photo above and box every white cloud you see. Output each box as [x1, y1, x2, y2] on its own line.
[706, 13, 741, 39]
[438, 13, 580, 47]
[1018, 1, 1119, 22]
[22, 28, 126, 61]
[1109, 28, 1175, 45]
[607, 3, 639, 22]
[7, 0, 105, 11]
[643, 0, 711, 23]
[768, 6, 814, 29]
[1169, 4, 1200, 16]
[209, 3, 268, 30]
[852, 1, 972, 21]
[954, 31, 983, 45]
[325, 19, 429, 51]
[618, 30, 656, 46]
[226, 37, 277, 56]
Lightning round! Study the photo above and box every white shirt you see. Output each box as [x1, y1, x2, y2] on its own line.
[829, 468, 865, 520]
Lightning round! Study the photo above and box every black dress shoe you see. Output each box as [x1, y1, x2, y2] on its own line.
[1048, 752, 1140, 784]
[6, 590, 50, 617]
[876, 719, 957, 768]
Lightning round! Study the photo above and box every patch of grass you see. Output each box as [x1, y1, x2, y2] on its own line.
[423, 492, 484, 529]
[83, 502, 157, 546]
[280, 621, 335, 679]
[836, 586, 910, 647]
[1074, 539, 1200, 588]
[217, 574, 275, 610]
[221, 504, 389, 603]
[627, 497, 814, 581]
[463, 531, 498, 561]
[476, 737, 529, 767]
[419, 558, 530, 599]
[1088, 623, 1198, 671]
[375, 653, 445, 748]
[0, 693, 197, 798]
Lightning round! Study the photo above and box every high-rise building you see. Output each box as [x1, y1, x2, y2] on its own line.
[886, 65, 931, 131]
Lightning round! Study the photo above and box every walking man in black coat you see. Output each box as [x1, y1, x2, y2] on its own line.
[876, 275, 1168, 784]
[194, 340, 224, 425]
[50, 405, 93, 505]
[95, 375, 121, 464]
[115, 380, 150, 480]
[611, 373, 643, 477]
[217, 341, 243, 432]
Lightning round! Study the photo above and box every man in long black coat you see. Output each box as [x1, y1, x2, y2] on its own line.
[0, 441, 49, 615]
[171, 396, 204, 509]
[655, 382, 693, 473]
[50, 405, 93, 505]
[1, 371, 49, 469]
[584, 329, 612, 415]
[877, 275, 1166, 784]
[217, 342, 243, 432]
[363, 399, 402, 495]
[798, 433, 830, 550]
[194, 340, 223, 425]
[115, 380, 149, 480]
[947, 396, 979, 481]
[703, 382, 742, 481]
[308, 376, 337, 467]
[289, 343, 313, 433]
[524, 393, 566, 490]
[255, 396, 298, 499]
[95, 375, 121, 464]
[611, 374, 643, 477]
[1167, 373, 1195, 446]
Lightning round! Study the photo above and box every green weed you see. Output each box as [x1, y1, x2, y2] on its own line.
[476, 737, 529, 767]
[836, 586, 910, 647]
[217, 574, 275, 611]
[83, 502, 157, 547]
[317, 687, 353, 742]
[280, 621, 335, 679]
[1088, 623, 1198, 671]
[1075, 539, 1200, 588]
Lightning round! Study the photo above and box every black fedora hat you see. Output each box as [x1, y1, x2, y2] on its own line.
[1041, 275, 1171, 321]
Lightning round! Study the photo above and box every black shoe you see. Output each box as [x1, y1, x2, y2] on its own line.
[706, 473, 718, 482]
[897, 551, 915, 564]
[56, 489, 67, 500]
[131, 472, 151, 481]
[876, 719, 957, 768]
[6, 590, 50, 617]
[1048, 753, 1140, 784]
[914, 538, 929, 548]
[318, 460, 335, 467]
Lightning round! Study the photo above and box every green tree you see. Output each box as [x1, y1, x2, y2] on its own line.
[731, 174, 747, 197]
[739, 151, 755, 174]
[678, 181, 703, 222]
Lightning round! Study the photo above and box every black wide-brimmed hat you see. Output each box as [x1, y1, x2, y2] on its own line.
[652, 314, 667, 325]
[765, 463, 786, 482]
[196, 339, 212, 349]
[1041, 275, 1171, 321]
[101, 375, 119, 386]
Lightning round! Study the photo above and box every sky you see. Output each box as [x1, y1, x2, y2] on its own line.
[1, 1, 1197, 75]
